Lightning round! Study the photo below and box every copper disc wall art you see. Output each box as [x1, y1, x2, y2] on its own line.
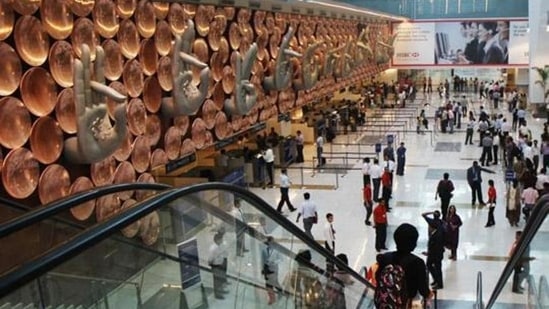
[90, 156, 116, 186]
[157, 56, 173, 92]
[20, 67, 58, 117]
[2, 148, 39, 199]
[209, 53, 223, 82]
[0, 1, 14, 41]
[49, 41, 74, 88]
[135, 172, 156, 201]
[93, 0, 119, 39]
[123, 59, 144, 98]
[150, 148, 168, 169]
[237, 8, 251, 24]
[69, 176, 96, 221]
[113, 129, 133, 162]
[228, 22, 241, 50]
[41, 0, 72, 40]
[14, 15, 49, 66]
[120, 198, 141, 237]
[136, 0, 156, 38]
[167, 3, 188, 36]
[0, 42, 22, 96]
[221, 66, 234, 94]
[143, 76, 162, 113]
[11, 0, 40, 15]
[127, 98, 147, 136]
[118, 19, 140, 59]
[212, 82, 225, 110]
[214, 111, 232, 140]
[55, 88, 76, 134]
[95, 194, 121, 222]
[191, 118, 207, 149]
[174, 114, 189, 136]
[107, 81, 128, 118]
[68, 0, 94, 17]
[140, 211, 160, 246]
[139, 39, 158, 76]
[0, 97, 32, 149]
[224, 6, 235, 20]
[180, 138, 195, 156]
[154, 20, 172, 57]
[145, 114, 161, 147]
[38, 164, 71, 204]
[116, 0, 137, 19]
[153, 2, 169, 20]
[131, 135, 151, 173]
[71, 17, 98, 60]
[113, 161, 136, 200]
[164, 126, 182, 160]
[208, 22, 222, 52]
[195, 5, 211, 37]
[30, 117, 64, 164]
[102, 39, 125, 81]
[218, 37, 229, 63]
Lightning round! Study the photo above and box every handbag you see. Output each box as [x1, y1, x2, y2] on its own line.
[312, 214, 318, 224]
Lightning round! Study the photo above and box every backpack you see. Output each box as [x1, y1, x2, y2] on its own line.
[374, 255, 408, 308]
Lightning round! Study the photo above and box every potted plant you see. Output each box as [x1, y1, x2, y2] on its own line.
[532, 66, 549, 117]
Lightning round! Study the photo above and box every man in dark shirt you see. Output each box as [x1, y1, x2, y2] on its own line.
[422, 211, 445, 289]
[376, 223, 431, 305]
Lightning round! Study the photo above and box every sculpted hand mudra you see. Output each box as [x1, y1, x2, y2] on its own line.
[376, 32, 398, 64]
[162, 20, 210, 116]
[335, 39, 354, 78]
[294, 41, 322, 91]
[224, 43, 258, 115]
[356, 27, 373, 64]
[322, 45, 343, 78]
[263, 26, 302, 91]
[64, 44, 128, 164]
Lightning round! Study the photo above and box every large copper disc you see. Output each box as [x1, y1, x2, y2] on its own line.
[136, 0, 156, 38]
[102, 39, 125, 81]
[157, 56, 172, 91]
[155, 20, 172, 57]
[123, 59, 144, 98]
[71, 17, 98, 60]
[139, 39, 158, 76]
[113, 161, 136, 200]
[14, 15, 49, 66]
[135, 172, 156, 201]
[168, 3, 188, 36]
[214, 111, 232, 140]
[55, 88, 76, 134]
[49, 40, 74, 88]
[143, 76, 162, 113]
[107, 81, 128, 119]
[68, 0, 94, 17]
[0, 97, 32, 149]
[120, 198, 141, 237]
[218, 37, 229, 63]
[113, 129, 134, 162]
[96, 194, 121, 222]
[90, 156, 116, 186]
[41, 0, 73, 40]
[20, 67, 58, 117]
[180, 138, 196, 157]
[153, 3, 169, 20]
[116, 0, 137, 19]
[191, 118, 207, 149]
[127, 98, 147, 136]
[2, 148, 39, 199]
[150, 148, 168, 169]
[131, 135, 151, 173]
[69, 176, 96, 221]
[30, 117, 64, 164]
[0, 43, 22, 96]
[212, 82, 224, 110]
[0, 2, 14, 41]
[269, 27, 282, 59]
[118, 19, 140, 59]
[164, 126, 182, 160]
[224, 7, 235, 20]
[208, 24, 221, 52]
[145, 114, 161, 147]
[202, 99, 217, 130]
[195, 5, 211, 37]
[38, 164, 71, 205]
[11, 0, 40, 16]
[221, 66, 234, 94]
[228, 22, 241, 50]
[174, 115, 189, 136]
[140, 211, 160, 246]
[93, 0, 119, 39]
[210, 53, 223, 82]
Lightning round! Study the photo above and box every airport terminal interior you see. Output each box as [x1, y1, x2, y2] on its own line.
[0, 0, 547, 308]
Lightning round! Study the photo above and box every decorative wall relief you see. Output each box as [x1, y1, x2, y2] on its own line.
[64, 44, 128, 164]
[224, 43, 258, 115]
[357, 27, 374, 65]
[162, 20, 210, 117]
[323, 45, 343, 78]
[376, 32, 398, 65]
[294, 41, 322, 91]
[335, 39, 353, 78]
[263, 26, 302, 91]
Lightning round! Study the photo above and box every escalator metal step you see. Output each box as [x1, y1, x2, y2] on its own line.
[22, 304, 35, 309]
[11, 303, 23, 309]
[0, 303, 11, 309]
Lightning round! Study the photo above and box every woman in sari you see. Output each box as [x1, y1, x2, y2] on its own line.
[445, 205, 463, 261]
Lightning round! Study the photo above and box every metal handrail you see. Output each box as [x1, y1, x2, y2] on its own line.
[475, 271, 484, 309]
[485, 195, 549, 308]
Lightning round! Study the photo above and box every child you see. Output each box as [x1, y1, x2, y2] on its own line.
[373, 199, 388, 252]
[363, 184, 373, 225]
[485, 179, 497, 227]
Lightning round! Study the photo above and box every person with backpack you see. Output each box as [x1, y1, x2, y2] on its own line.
[422, 211, 446, 290]
[375, 223, 431, 308]
[435, 173, 455, 220]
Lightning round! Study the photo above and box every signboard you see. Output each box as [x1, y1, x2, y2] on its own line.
[505, 170, 516, 182]
[177, 238, 201, 289]
[166, 153, 197, 173]
[392, 19, 529, 66]
[375, 143, 382, 153]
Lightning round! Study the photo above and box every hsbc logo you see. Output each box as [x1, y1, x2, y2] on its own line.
[396, 52, 420, 58]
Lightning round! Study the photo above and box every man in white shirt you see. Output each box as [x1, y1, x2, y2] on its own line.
[523, 141, 534, 166]
[276, 169, 296, 213]
[323, 213, 336, 253]
[208, 233, 228, 299]
[316, 135, 324, 167]
[362, 157, 371, 187]
[263, 145, 275, 186]
[370, 159, 383, 202]
[296, 192, 318, 239]
[230, 199, 248, 256]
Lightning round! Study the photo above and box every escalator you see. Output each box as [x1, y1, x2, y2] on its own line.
[0, 182, 376, 308]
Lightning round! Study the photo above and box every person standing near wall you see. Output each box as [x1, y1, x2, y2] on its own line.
[295, 130, 304, 163]
[396, 143, 406, 176]
[263, 144, 275, 187]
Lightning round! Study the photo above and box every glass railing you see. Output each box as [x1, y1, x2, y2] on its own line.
[485, 195, 549, 309]
[0, 182, 375, 308]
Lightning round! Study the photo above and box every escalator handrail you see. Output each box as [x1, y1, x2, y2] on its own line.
[485, 195, 549, 309]
[475, 271, 483, 309]
[0, 182, 374, 298]
[0, 183, 171, 238]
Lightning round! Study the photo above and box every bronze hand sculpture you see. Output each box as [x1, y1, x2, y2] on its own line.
[335, 39, 353, 78]
[224, 43, 258, 115]
[263, 26, 302, 91]
[376, 32, 398, 64]
[64, 44, 127, 164]
[356, 27, 373, 65]
[162, 20, 210, 116]
[294, 41, 322, 91]
[322, 45, 344, 78]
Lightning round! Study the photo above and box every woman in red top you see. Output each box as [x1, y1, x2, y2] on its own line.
[363, 184, 373, 225]
[486, 179, 497, 227]
[373, 199, 388, 252]
[381, 167, 392, 211]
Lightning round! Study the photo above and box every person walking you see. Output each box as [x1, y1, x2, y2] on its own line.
[480, 134, 493, 166]
[277, 169, 297, 213]
[362, 157, 371, 187]
[510, 230, 535, 294]
[208, 233, 229, 299]
[381, 166, 393, 211]
[230, 199, 249, 256]
[396, 142, 406, 176]
[436, 172, 455, 220]
[363, 183, 373, 225]
[506, 179, 521, 227]
[370, 159, 382, 202]
[373, 198, 388, 252]
[295, 130, 304, 163]
[467, 161, 495, 206]
[316, 134, 324, 167]
[521, 184, 539, 221]
[262, 236, 282, 305]
[263, 144, 275, 187]
[465, 117, 475, 145]
[323, 213, 336, 253]
[422, 211, 445, 290]
[485, 179, 497, 227]
[296, 192, 318, 239]
[445, 205, 462, 260]
[492, 133, 500, 165]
